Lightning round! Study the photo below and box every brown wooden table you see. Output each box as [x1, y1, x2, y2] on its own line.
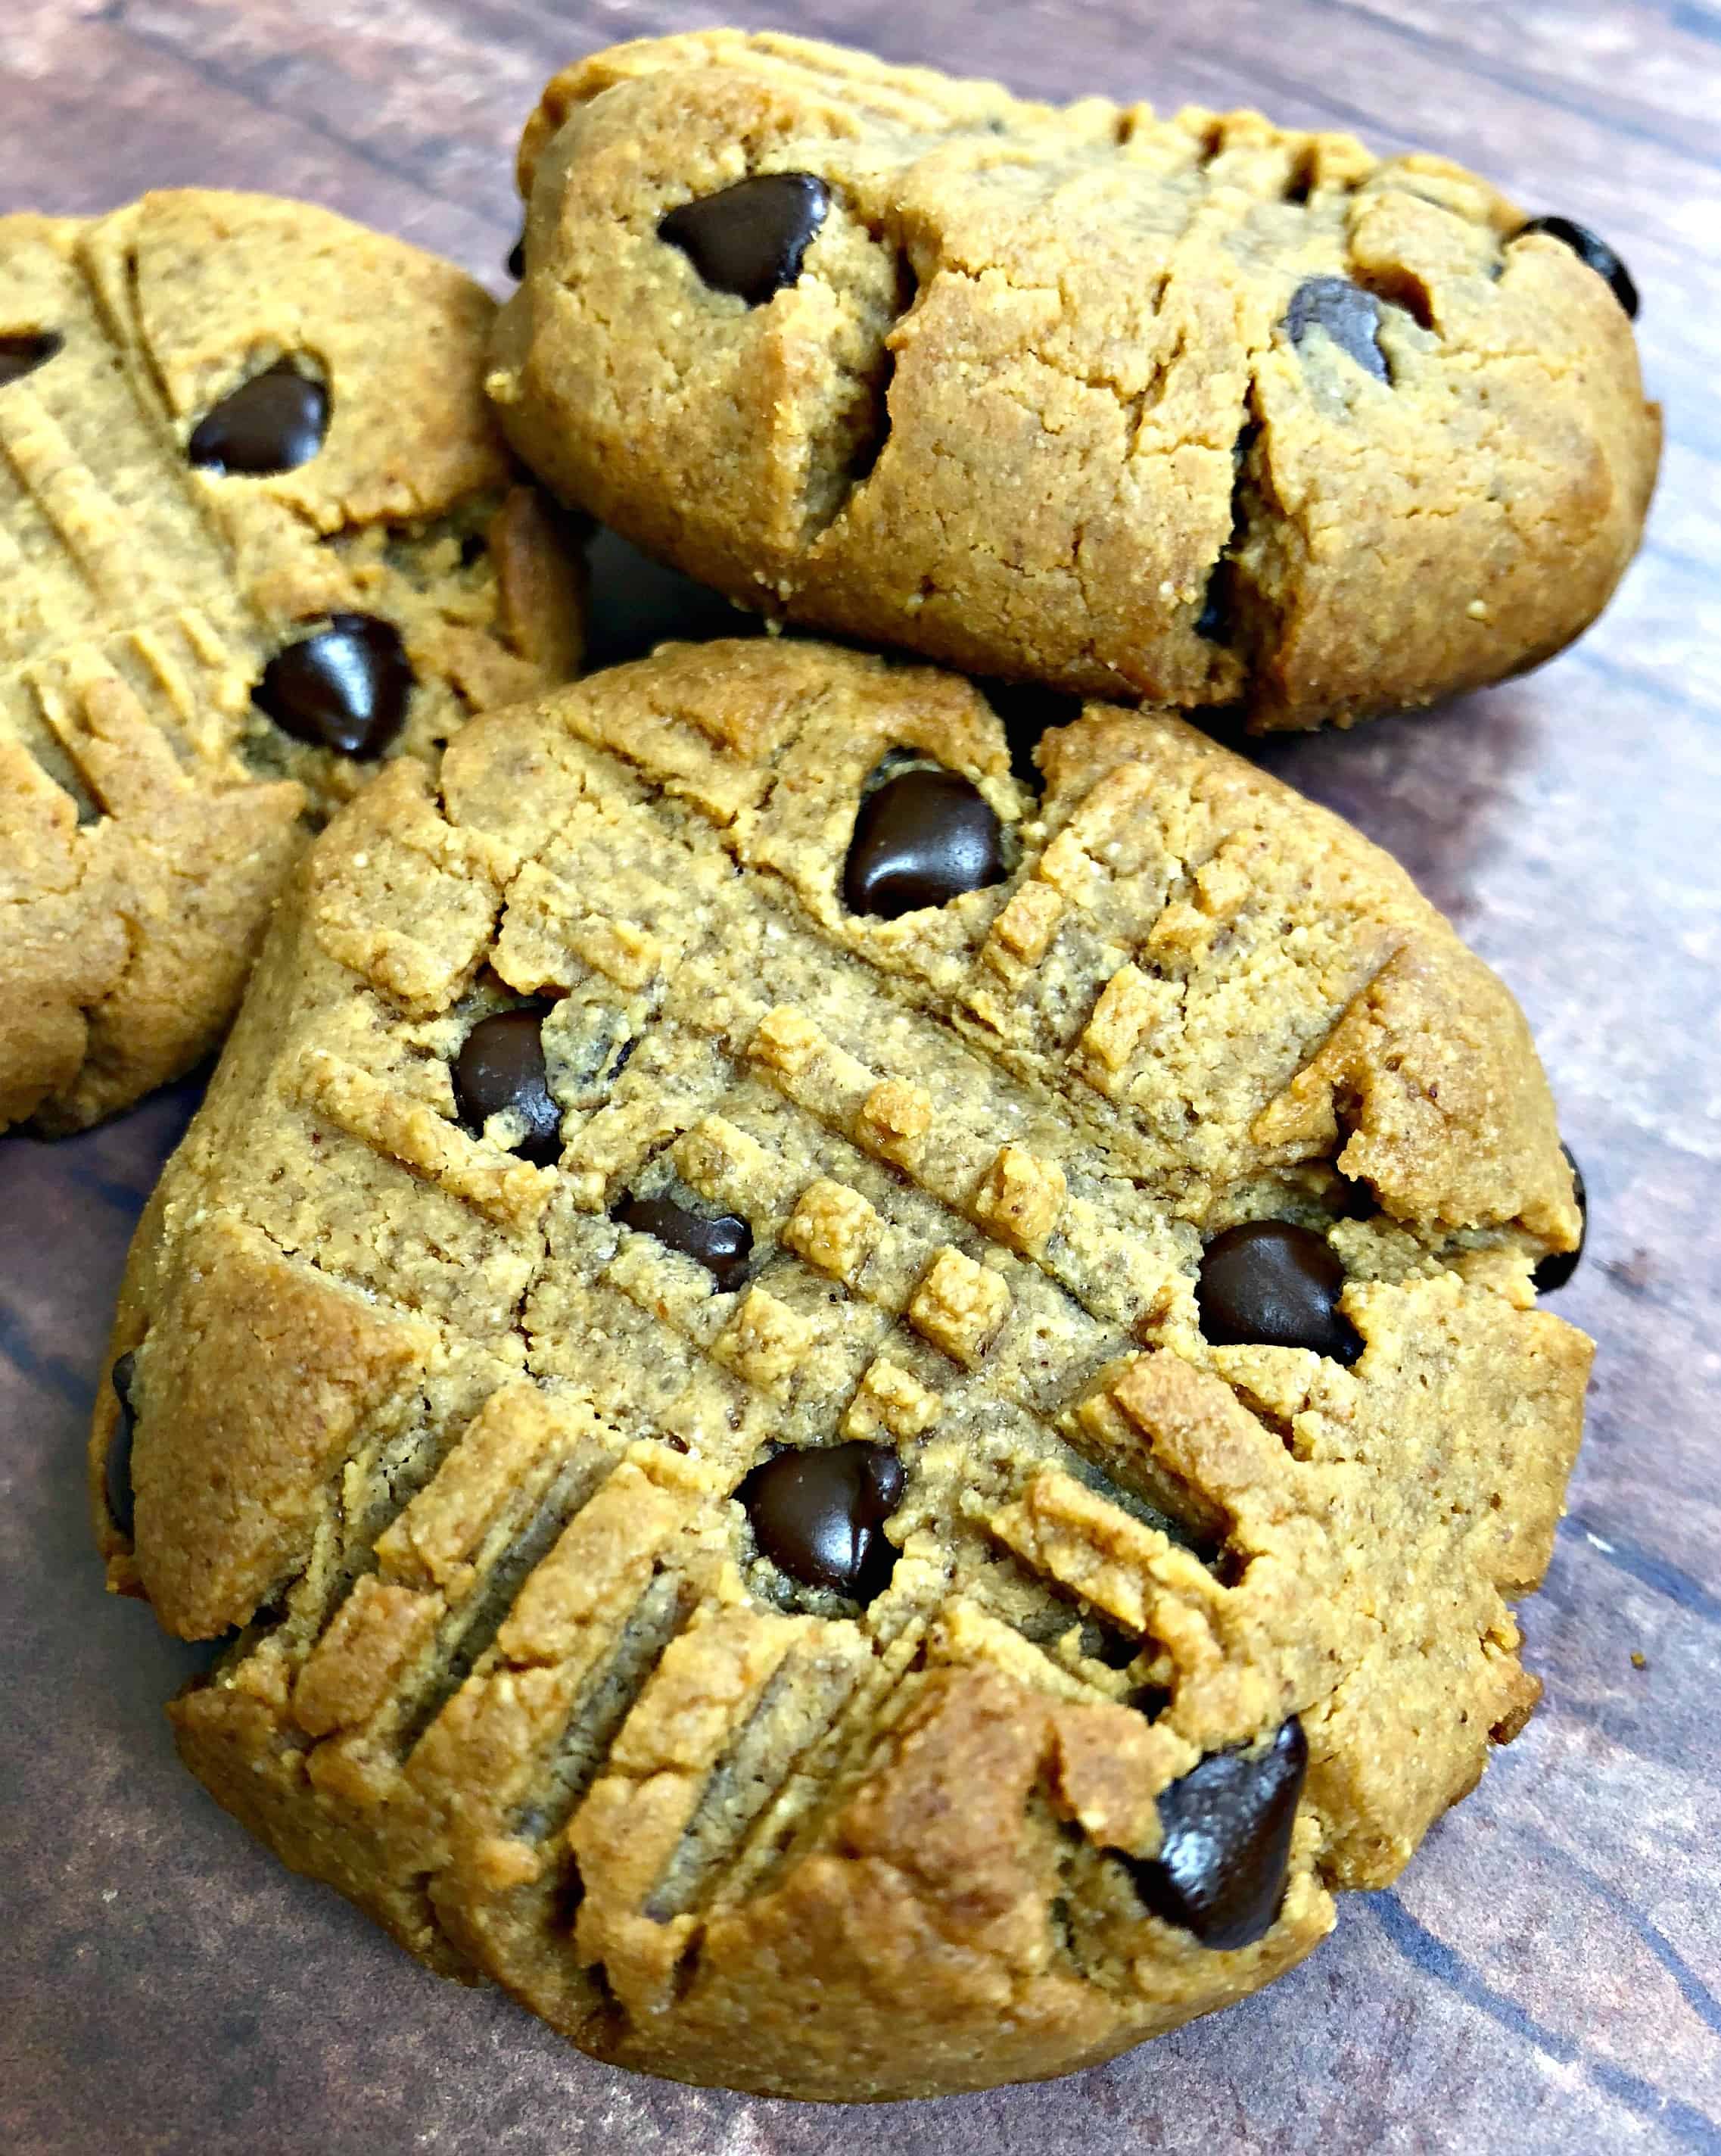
[4, 4, 1719, 2150]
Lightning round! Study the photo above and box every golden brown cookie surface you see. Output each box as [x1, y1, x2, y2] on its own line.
[95, 640, 1589, 2099]
[1, 189, 585, 1134]
[490, 30, 1657, 732]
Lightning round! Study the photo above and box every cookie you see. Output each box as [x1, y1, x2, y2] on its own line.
[489, 30, 1658, 731]
[1, 188, 585, 1135]
[94, 640, 1590, 2101]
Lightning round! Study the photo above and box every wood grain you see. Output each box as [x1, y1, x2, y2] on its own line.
[2, 5, 1719, 2152]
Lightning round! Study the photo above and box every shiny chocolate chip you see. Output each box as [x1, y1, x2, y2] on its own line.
[614, 1192, 753, 1292]
[453, 1006, 562, 1165]
[843, 767, 1006, 919]
[1517, 217, 1639, 320]
[106, 1351, 138, 1539]
[252, 615, 414, 759]
[1533, 1143, 1589, 1295]
[506, 228, 528, 281]
[1125, 1718, 1307, 1949]
[188, 359, 329, 475]
[1197, 1220, 1362, 1365]
[739, 1441, 904, 1602]
[658, 173, 830, 307]
[1284, 276, 1390, 384]
[0, 330, 63, 386]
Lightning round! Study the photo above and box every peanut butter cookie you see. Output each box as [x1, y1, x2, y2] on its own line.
[490, 30, 1657, 731]
[1, 188, 584, 1134]
[94, 640, 1590, 2099]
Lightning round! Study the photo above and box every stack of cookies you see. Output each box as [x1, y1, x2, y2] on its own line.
[2, 29, 1657, 2104]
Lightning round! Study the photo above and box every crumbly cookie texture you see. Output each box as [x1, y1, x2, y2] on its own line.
[95, 640, 1589, 2101]
[1, 189, 585, 1135]
[490, 29, 1658, 731]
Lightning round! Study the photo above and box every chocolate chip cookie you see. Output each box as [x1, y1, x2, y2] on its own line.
[1, 189, 585, 1135]
[490, 29, 1658, 730]
[94, 639, 1590, 2100]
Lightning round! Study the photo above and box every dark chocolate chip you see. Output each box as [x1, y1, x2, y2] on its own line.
[0, 330, 63, 386]
[658, 173, 830, 307]
[188, 360, 330, 475]
[506, 228, 528, 281]
[1125, 1718, 1307, 1949]
[739, 1441, 904, 1602]
[106, 1351, 138, 1539]
[252, 614, 414, 759]
[1284, 276, 1390, 383]
[1197, 1220, 1362, 1364]
[614, 1192, 753, 1293]
[453, 1006, 562, 1165]
[843, 767, 1006, 919]
[1533, 1143, 1588, 1295]
[1517, 217, 1639, 320]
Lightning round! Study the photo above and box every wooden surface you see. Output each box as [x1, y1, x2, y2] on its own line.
[3, 3, 1719, 2151]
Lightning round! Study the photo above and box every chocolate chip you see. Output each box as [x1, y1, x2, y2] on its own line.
[614, 1192, 753, 1292]
[0, 331, 63, 386]
[252, 615, 414, 758]
[843, 767, 1006, 919]
[106, 1351, 138, 1539]
[1517, 217, 1639, 320]
[1284, 276, 1390, 383]
[739, 1441, 904, 1601]
[188, 360, 329, 475]
[453, 1006, 562, 1165]
[1533, 1143, 1588, 1295]
[1125, 1718, 1307, 1949]
[658, 173, 830, 307]
[507, 228, 527, 281]
[1197, 1220, 1362, 1364]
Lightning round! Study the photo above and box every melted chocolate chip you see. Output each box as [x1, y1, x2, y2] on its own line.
[658, 173, 830, 307]
[506, 228, 528, 281]
[0, 331, 63, 386]
[107, 1351, 138, 1539]
[1284, 276, 1390, 384]
[739, 1441, 904, 1602]
[614, 1192, 753, 1292]
[843, 767, 1006, 919]
[1197, 1220, 1362, 1365]
[1533, 1143, 1589, 1295]
[252, 615, 414, 758]
[1125, 1718, 1307, 1949]
[1517, 217, 1639, 320]
[453, 1006, 562, 1165]
[188, 360, 330, 475]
